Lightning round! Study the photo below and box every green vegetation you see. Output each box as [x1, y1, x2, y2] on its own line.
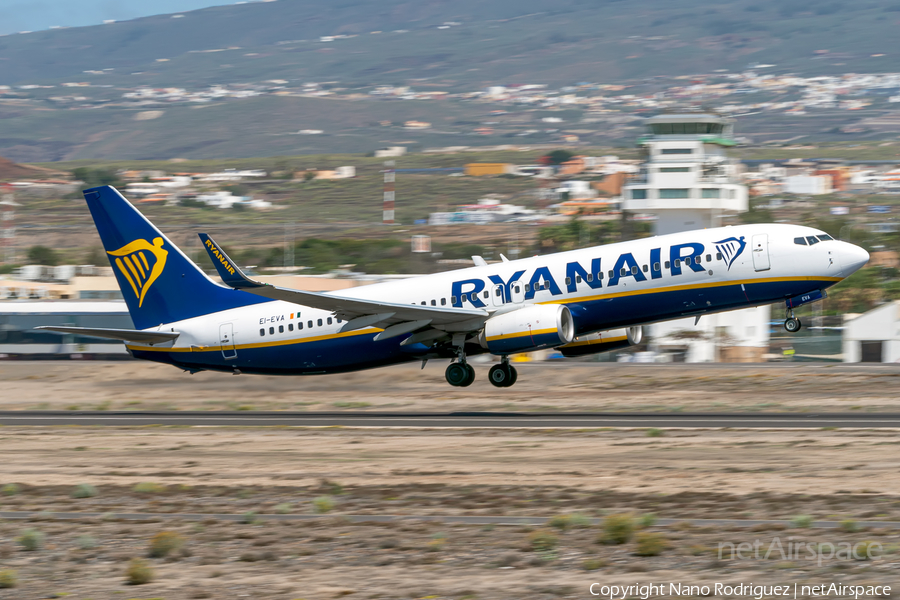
[71, 167, 121, 188]
[26, 245, 60, 266]
[133, 482, 167, 494]
[147, 531, 185, 558]
[638, 513, 658, 528]
[646, 428, 664, 438]
[71, 483, 98, 499]
[1, 483, 20, 496]
[125, 558, 154, 585]
[599, 514, 635, 545]
[840, 519, 861, 533]
[0, 570, 16, 589]
[76, 535, 97, 550]
[313, 496, 335, 514]
[18, 529, 45, 551]
[791, 515, 814, 528]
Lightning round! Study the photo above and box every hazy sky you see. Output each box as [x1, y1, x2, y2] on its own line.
[0, 0, 232, 35]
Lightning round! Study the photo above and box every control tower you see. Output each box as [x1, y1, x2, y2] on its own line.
[623, 113, 747, 234]
[624, 113, 767, 362]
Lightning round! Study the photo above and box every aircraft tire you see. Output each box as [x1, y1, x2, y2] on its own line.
[488, 364, 510, 388]
[460, 363, 476, 387]
[784, 317, 801, 333]
[507, 365, 518, 387]
[445, 362, 470, 386]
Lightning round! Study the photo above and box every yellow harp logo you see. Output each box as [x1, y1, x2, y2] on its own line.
[107, 237, 168, 308]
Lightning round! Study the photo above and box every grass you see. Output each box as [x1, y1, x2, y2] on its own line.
[1, 483, 20, 496]
[76, 535, 97, 550]
[646, 428, 664, 438]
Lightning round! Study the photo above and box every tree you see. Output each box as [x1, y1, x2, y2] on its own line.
[27, 245, 59, 266]
[71, 168, 122, 187]
[83, 247, 107, 266]
[540, 150, 575, 166]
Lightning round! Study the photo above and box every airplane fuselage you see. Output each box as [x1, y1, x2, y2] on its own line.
[125, 223, 867, 375]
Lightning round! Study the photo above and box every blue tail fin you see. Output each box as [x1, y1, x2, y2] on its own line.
[83, 186, 269, 329]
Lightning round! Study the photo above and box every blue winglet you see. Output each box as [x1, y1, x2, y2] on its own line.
[198, 233, 264, 290]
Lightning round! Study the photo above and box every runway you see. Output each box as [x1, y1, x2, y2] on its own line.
[1, 411, 899, 428]
[1, 510, 898, 529]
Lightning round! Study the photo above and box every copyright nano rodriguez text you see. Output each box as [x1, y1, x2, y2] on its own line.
[588, 582, 892, 599]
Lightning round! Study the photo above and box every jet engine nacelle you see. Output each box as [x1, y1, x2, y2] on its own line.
[479, 304, 574, 354]
[557, 326, 643, 358]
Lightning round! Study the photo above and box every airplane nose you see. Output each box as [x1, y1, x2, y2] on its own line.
[839, 242, 869, 276]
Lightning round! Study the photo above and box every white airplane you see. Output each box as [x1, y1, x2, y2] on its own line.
[40, 186, 869, 387]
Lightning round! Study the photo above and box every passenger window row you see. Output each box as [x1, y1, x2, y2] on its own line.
[259, 315, 342, 337]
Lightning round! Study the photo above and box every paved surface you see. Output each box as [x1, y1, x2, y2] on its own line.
[1, 411, 900, 428]
[0, 511, 896, 529]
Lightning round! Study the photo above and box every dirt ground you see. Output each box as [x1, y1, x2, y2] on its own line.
[2, 425, 900, 599]
[3, 362, 900, 599]
[2, 361, 900, 413]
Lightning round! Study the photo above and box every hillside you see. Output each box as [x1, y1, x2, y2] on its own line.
[1, 0, 899, 88]
[3, 0, 900, 161]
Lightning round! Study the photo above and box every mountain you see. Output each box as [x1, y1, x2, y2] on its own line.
[2, 0, 900, 161]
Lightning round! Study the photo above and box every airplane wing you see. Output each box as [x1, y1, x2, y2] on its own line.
[198, 234, 489, 340]
[35, 326, 180, 345]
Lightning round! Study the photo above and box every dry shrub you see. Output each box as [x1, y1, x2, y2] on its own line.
[634, 532, 668, 556]
[148, 531, 185, 558]
[126, 558, 154, 585]
[527, 529, 558, 552]
[599, 514, 634, 545]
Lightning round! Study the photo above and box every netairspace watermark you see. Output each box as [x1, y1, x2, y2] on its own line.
[589, 583, 892, 600]
[717, 536, 883, 567]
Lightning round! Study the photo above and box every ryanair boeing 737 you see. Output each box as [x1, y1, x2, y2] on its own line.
[39, 186, 869, 387]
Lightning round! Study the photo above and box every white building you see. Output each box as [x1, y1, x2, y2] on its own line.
[784, 175, 832, 195]
[843, 301, 900, 363]
[623, 114, 748, 234]
[623, 113, 767, 362]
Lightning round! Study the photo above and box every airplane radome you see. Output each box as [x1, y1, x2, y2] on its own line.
[39, 186, 869, 388]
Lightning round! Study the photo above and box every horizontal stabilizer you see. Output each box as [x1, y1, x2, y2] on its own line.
[36, 326, 180, 345]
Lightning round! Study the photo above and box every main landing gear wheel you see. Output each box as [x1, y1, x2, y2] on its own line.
[784, 317, 802, 333]
[446, 362, 475, 387]
[488, 363, 519, 388]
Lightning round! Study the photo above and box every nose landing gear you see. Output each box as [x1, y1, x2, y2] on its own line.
[784, 307, 802, 333]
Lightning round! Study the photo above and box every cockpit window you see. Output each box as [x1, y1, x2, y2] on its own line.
[794, 237, 807, 246]
[817, 234, 834, 241]
[806, 236, 820, 246]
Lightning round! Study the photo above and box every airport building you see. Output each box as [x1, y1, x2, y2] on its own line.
[623, 113, 768, 362]
[842, 301, 900, 363]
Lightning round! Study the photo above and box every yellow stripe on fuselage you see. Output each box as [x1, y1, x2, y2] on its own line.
[542, 275, 842, 306]
[126, 327, 381, 353]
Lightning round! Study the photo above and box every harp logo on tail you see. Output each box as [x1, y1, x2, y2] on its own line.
[107, 237, 168, 307]
[714, 236, 746, 271]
